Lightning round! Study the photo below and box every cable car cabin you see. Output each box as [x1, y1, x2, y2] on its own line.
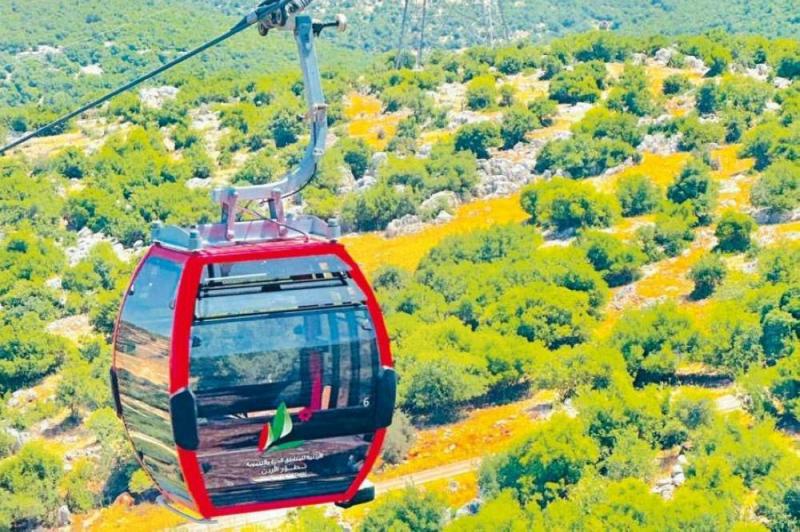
[110, 239, 396, 519]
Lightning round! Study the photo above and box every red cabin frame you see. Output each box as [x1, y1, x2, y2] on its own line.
[113, 239, 393, 519]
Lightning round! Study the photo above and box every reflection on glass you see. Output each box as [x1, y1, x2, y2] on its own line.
[115, 256, 189, 501]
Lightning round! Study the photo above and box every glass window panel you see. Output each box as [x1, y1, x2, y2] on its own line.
[114, 256, 188, 501]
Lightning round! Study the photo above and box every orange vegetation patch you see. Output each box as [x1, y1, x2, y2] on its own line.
[344, 92, 404, 150]
[344, 93, 383, 120]
[342, 193, 529, 277]
[79, 502, 183, 531]
[645, 64, 703, 96]
[710, 144, 754, 180]
[635, 230, 714, 300]
[372, 393, 553, 483]
[595, 152, 692, 195]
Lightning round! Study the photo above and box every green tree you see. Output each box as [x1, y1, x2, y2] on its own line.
[690, 253, 727, 299]
[610, 303, 699, 379]
[549, 62, 606, 104]
[715, 210, 756, 252]
[0, 441, 64, 527]
[500, 106, 537, 149]
[286, 506, 341, 532]
[486, 414, 599, 507]
[447, 491, 531, 531]
[361, 487, 445, 532]
[60, 459, 96, 512]
[577, 231, 646, 287]
[534, 135, 638, 178]
[699, 302, 764, 374]
[607, 64, 657, 116]
[667, 159, 718, 226]
[340, 137, 373, 179]
[482, 283, 595, 348]
[616, 173, 660, 216]
[466, 75, 497, 110]
[521, 178, 620, 231]
[454, 122, 501, 159]
[382, 410, 417, 465]
[751, 160, 800, 213]
[341, 182, 417, 232]
[662, 74, 692, 96]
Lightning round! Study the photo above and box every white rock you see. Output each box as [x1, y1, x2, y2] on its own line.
[774, 77, 792, 89]
[672, 472, 686, 485]
[684, 55, 709, 75]
[139, 86, 179, 109]
[420, 191, 459, 213]
[385, 214, 423, 238]
[370, 152, 388, 171]
[654, 48, 677, 66]
[435, 211, 454, 224]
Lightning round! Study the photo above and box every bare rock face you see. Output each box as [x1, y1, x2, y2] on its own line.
[420, 191, 459, 213]
[683, 55, 709, 75]
[745, 63, 771, 81]
[654, 47, 677, 66]
[65, 227, 130, 266]
[774, 77, 792, 89]
[638, 133, 679, 155]
[385, 214, 423, 238]
[139, 86, 179, 109]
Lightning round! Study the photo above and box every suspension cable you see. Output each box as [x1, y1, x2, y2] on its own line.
[0, 0, 306, 156]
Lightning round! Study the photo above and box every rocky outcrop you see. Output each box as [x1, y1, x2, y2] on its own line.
[140, 86, 179, 109]
[638, 133, 679, 155]
[65, 227, 131, 267]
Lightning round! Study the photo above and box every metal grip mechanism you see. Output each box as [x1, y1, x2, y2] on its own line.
[212, 14, 331, 240]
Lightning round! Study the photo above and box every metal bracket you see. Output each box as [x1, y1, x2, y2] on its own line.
[154, 14, 347, 251]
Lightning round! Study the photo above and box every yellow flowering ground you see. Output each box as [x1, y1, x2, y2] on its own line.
[343, 193, 528, 278]
[344, 92, 404, 150]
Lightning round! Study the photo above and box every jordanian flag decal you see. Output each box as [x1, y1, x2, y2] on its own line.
[257, 402, 304, 454]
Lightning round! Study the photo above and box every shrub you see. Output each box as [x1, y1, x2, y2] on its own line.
[663, 74, 692, 96]
[521, 178, 620, 231]
[382, 410, 416, 465]
[454, 122, 501, 159]
[534, 134, 638, 178]
[750, 160, 800, 213]
[466, 75, 497, 110]
[549, 61, 606, 104]
[715, 210, 756, 252]
[577, 231, 646, 287]
[667, 159, 718, 226]
[500, 106, 537, 149]
[690, 253, 726, 299]
[616, 173, 660, 216]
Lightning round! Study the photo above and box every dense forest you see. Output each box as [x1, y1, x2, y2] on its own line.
[1, 1, 800, 530]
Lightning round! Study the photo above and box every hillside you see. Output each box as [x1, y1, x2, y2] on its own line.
[0, 13, 800, 532]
